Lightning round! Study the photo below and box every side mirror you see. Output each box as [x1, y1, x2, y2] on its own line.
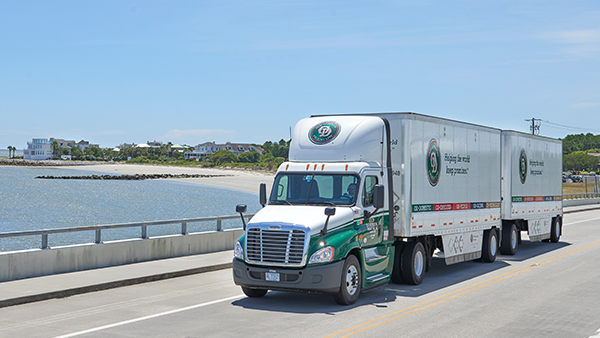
[321, 207, 336, 236]
[259, 183, 267, 207]
[373, 185, 385, 209]
[236, 204, 247, 230]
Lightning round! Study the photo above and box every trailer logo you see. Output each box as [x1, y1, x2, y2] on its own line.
[309, 121, 340, 145]
[519, 149, 527, 184]
[427, 139, 440, 186]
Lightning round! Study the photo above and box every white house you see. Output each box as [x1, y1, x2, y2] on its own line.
[184, 141, 262, 160]
[23, 138, 53, 160]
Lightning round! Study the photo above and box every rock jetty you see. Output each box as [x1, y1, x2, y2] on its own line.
[35, 173, 233, 180]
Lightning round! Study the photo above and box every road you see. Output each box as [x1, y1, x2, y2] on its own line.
[2, 209, 600, 338]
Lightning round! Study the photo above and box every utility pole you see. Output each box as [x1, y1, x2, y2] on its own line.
[525, 118, 541, 135]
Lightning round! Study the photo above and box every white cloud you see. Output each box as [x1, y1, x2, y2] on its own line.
[536, 29, 600, 58]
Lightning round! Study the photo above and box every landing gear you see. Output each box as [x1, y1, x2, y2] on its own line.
[333, 255, 361, 305]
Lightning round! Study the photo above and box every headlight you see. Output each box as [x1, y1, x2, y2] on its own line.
[309, 246, 334, 264]
[234, 241, 244, 260]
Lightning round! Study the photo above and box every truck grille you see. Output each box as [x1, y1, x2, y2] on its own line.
[246, 228, 306, 265]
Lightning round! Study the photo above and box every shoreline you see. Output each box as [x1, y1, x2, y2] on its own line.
[46, 163, 274, 194]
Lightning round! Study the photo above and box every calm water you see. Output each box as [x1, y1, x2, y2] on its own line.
[0, 166, 261, 251]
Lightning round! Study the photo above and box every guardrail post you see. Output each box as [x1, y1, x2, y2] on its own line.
[141, 226, 148, 239]
[217, 219, 222, 232]
[181, 222, 187, 235]
[41, 234, 48, 249]
[95, 229, 102, 244]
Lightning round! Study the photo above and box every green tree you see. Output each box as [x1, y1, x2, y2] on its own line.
[563, 151, 600, 172]
[238, 150, 260, 163]
[51, 140, 59, 159]
[71, 146, 84, 160]
[208, 150, 237, 164]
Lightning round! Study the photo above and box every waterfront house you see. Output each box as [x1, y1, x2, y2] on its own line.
[184, 141, 262, 160]
[23, 138, 53, 160]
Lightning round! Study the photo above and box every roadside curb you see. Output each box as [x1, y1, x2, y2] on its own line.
[0, 262, 232, 309]
[564, 205, 600, 214]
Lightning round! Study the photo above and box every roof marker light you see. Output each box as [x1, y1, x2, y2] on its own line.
[345, 164, 349, 171]
[321, 164, 325, 170]
[314, 164, 317, 170]
[286, 164, 289, 170]
[306, 164, 310, 170]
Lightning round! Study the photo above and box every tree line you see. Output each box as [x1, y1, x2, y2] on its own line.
[562, 133, 600, 172]
[55, 139, 291, 171]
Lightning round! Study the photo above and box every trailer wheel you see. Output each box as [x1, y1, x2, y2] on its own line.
[391, 242, 405, 284]
[241, 287, 268, 298]
[402, 241, 425, 285]
[500, 223, 518, 255]
[550, 216, 562, 243]
[333, 255, 361, 305]
[481, 229, 498, 263]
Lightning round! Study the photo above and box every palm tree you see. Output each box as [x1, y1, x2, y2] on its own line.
[10, 146, 15, 158]
[6, 146, 9, 158]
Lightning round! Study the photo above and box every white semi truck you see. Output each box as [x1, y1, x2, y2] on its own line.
[233, 113, 563, 305]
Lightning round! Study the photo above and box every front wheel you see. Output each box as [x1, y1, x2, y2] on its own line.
[481, 229, 498, 263]
[550, 216, 562, 243]
[242, 287, 268, 298]
[333, 255, 361, 305]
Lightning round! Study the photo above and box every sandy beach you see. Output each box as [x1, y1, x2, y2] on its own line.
[53, 164, 275, 194]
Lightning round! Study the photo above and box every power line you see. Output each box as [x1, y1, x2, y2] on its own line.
[525, 118, 600, 135]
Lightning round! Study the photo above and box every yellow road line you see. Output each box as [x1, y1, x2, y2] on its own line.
[325, 239, 600, 338]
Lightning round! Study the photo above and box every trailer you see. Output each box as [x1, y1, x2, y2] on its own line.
[499, 131, 563, 255]
[232, 113, 562, 305]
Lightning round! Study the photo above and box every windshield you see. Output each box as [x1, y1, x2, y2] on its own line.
[269, 173, 360, 206]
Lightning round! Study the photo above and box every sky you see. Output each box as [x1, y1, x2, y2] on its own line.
[1, 1, 600, 149]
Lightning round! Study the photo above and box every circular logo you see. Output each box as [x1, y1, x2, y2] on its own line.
[309, 121, 340, 145]
[519, 149, 527, 184]
[427, 139, 440, 186]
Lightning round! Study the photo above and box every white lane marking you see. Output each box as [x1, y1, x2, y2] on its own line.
[53, 294, 243, 338]
[566, 216, 600, 226]
[590, 328, 600, 338]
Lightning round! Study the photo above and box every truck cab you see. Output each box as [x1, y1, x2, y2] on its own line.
[232, 116, 394, 305]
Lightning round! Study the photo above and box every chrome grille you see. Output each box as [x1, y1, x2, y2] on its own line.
[246, 228, 306, 265]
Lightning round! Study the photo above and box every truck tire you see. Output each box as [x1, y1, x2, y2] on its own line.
[481, 229, 498, 263]
[242, 287, 268, 298]
[391, 242, 405, 284]
[550, 216, 562, 243]
[500, 223, 518, 255]
[333, 255, 361, 305]
[401, 241, 425, 285]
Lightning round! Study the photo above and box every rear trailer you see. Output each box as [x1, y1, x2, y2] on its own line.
[499, 131, 563, 255]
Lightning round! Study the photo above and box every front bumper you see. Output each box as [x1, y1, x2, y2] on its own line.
[232, 259, 344, 294]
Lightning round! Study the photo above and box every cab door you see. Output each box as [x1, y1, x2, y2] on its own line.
[358, 170, 393, 287]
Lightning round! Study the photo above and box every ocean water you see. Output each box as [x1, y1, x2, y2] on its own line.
[0, 166, 261, 251]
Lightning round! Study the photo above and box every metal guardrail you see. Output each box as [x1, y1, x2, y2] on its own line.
[0, 214, 254, 250]
[563, 193, 600, 200]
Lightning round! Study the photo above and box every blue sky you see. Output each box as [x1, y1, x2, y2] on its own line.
[1, 1, 599, 149]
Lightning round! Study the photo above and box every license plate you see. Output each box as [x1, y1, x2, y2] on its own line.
[265, 272, 280, 282]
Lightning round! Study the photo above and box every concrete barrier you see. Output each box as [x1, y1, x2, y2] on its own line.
[0, 229, 244, 282]
[563, 198, 600, 207]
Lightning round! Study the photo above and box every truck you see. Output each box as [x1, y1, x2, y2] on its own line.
[232, 113, 563, 305]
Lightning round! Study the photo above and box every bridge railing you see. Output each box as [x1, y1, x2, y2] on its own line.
[563, 193, 600, 200]
[0, 214, 254, 250]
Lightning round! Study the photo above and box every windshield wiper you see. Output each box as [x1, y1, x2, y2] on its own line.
[270, 200, 292, 205]
[306, 200, 336, 206]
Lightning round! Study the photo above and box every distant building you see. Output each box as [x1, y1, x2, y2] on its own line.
[184, 141, 262, 160]
[76, 140, 99, 151]
[23, 138, 53, 160]
[146, 140, 163, 147]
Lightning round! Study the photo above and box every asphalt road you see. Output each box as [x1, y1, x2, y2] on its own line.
[2, 209, 600, 338]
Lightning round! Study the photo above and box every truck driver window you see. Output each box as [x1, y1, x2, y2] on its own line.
[362, 176, 378, 206]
